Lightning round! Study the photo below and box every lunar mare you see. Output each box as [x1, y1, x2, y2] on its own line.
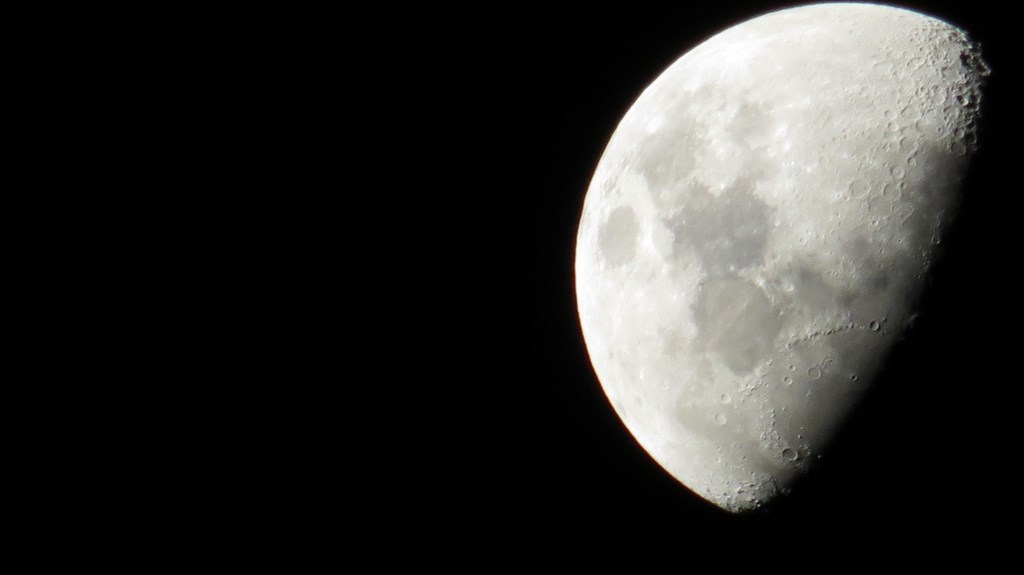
[575, 3, 987, 512]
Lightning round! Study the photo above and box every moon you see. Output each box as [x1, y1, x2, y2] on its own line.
[575, 3, 987, 512]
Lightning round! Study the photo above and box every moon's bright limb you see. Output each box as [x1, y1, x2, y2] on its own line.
[575, 3, 987, 512]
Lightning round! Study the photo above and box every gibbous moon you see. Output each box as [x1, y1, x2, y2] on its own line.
[575, 3, 987, 512]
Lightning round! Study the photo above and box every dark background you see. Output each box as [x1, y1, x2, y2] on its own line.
[450, 1, 1020, 546]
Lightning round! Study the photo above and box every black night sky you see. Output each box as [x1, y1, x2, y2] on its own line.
[445, 1, 1020, 547]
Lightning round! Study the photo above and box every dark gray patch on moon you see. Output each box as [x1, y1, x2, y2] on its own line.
[789, 267, 842, 313]
[693, 277, 782, 374]
[598, 206, 640, 267]
[726, 100, 775, 146]
[636, 107, 703, 203]
[669, 181, 772, 276]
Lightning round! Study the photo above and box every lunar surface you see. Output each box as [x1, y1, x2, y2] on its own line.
[575, 3, 987, 512]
